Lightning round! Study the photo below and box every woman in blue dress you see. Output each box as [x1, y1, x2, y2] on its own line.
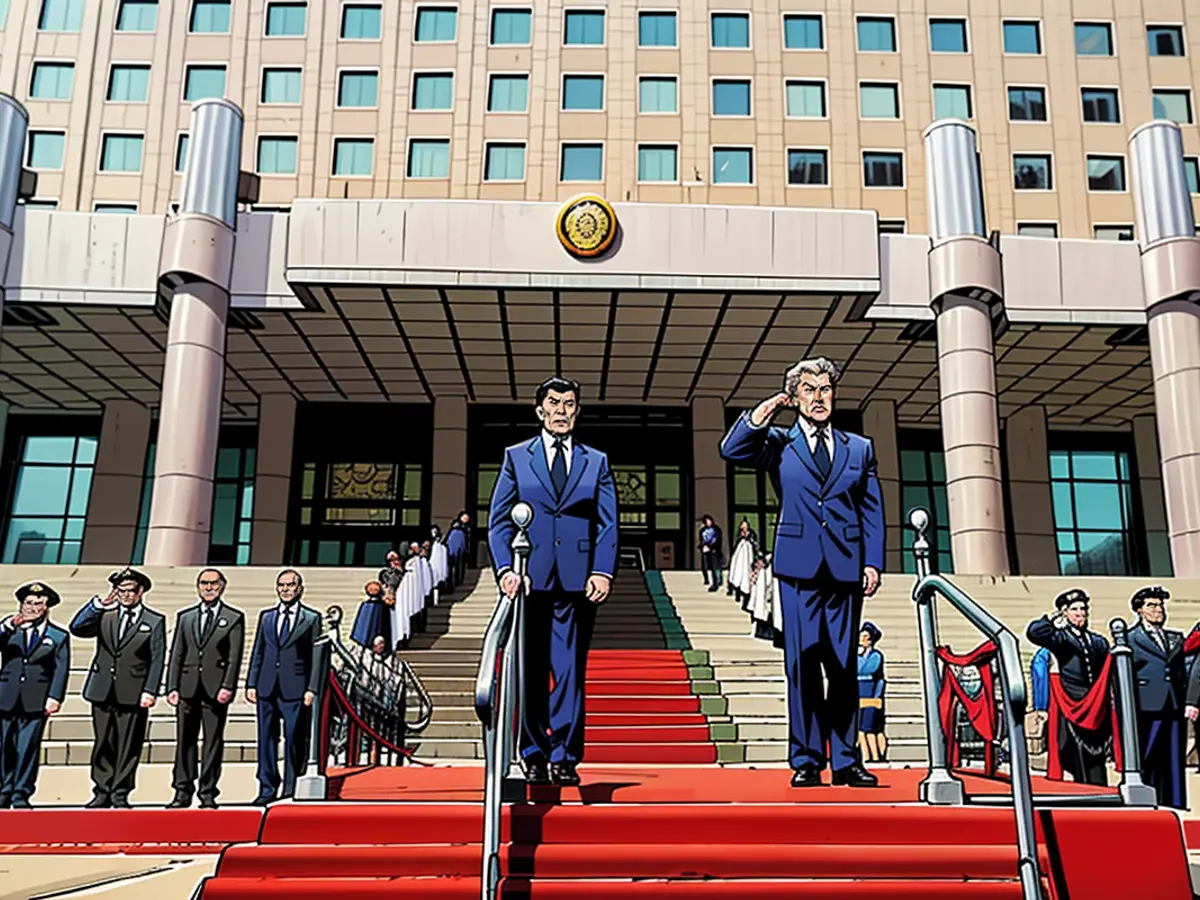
[350, 580, 391, 650]
[857, 621, 887, 762]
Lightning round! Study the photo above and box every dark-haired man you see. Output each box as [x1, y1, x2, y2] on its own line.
[488, 376, 618, 786]
[1129, 585, 1187, 808]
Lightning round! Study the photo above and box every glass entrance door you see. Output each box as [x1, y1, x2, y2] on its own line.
[613, 463, 684, 569]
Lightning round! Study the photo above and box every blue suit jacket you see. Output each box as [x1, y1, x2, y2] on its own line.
[0, 621, 70, 714]
[488, 434, 618, 593]
[246, 605, 323, 702]
[720, 411, 884, 583]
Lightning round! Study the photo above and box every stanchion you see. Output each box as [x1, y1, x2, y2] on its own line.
[1109, 618, 1157, 806]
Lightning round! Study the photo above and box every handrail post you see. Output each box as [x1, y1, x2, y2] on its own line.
[994, 632, 1043, 900]
[294, 605, 339, 801]
[909, 508, 965, 806]
[1108, 618, 1158, 806]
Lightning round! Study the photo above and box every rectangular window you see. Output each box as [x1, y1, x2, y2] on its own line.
[262, 68, 302, 104]
[933, 84, 972, 119]
[94, 203, 137, 213]
[1009, 86, 1047, 121]
[1017, 222, 1058, 237]
[415, 6, 457, 41]
[712, 147, 752, 184]
[1014, 154, 1052, 190]
[407, 138, 450, 178]
[208, 443, 256, 566]
[1075, 22, 1112, 55]
[857, 16, 895, 52]
[863, 151, 903, 187]
[859, 82, 899, 118]
[787, 148, 827, 186]
[562, 74, 604, 111]
[1153, 89, 1193, 124]
[712, 79, 751, 116]
[265, 2, 306, 36]
[929, 18, 967, 52]
[899, 447, 953, 574]
[175, 133, 189, 172]
[100, 134, 144, 172]
[637, 144, 677, 182]
[29, 62, 74, 100]
[564, 9, 603, 45]
[1050, 448, 1138, 576]
[488, 74, 529, 112]
[785, 80, 825, 117]
[491, 8, 530, 44]
[338, 70, 379, 107]
[412, 72, 453, 110]
[638, 11, 675, 47]
[189, 0, 230, 33]
[116, 0, 157, 31]
[1148, 25, 1184, 57]
[560, 143, 603, 181]
[1095, 225, 1134, 241]
[1185, 157, 1199, 195]
[26, 131, 65, 169]
[878, 220, 905, 234]
[1, 435, 98, 565]
[1087, 155, 1126, 191]
[1003, 20, 1041, 54]
[20, 200, 58, 209]
[107, 65, 151, 103]
[333, 138, 374, 176]
[783, 14, 822, 50]
[184, 65, 227, 101]
[1081, 88, 1119, 123]
[638, 76, 677, 113]
[341, 3, 381, 39]
[711, 12, 749, 48]
[38, 0, 83, 31]
[485, 142, 526, 181]
[258, 135, 298, 174]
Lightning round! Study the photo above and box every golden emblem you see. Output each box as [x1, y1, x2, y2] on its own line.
[29, 583, 43, 592]
[556, 195, 618, 258]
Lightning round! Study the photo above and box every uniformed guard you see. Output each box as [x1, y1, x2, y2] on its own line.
[0, 582, 70, 808]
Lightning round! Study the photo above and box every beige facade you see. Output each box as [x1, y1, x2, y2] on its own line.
[3, 1, 1200, 236]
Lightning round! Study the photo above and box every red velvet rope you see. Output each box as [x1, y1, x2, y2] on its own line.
[936, 641, 999, 775]
[1185, 625, 1200, 656]
[322, 670, 432, 767]
[1045, 657, 1121, 780]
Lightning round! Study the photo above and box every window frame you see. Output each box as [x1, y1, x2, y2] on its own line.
[488, 6, 533, 47]
[1093, 223, 1135, 241]
[855, 15, 897, 53]
[259, 65, 303, 105]
[1080, 85, 1121, 124]
[37, 0, 85, 32]
[256, 133, 301, 177]
[931, 82, 973, 120]
[1085, 154, 1128, 193]
[711, 76, 753, 118]
[28, 59, 76, 102]
[114, 0, 158, 32]
[858, 80, 901, 120]
[93, 203, 139, 213]
[1007, 84, 1049, 122]
[1012, 153, 1054, 192]
[710, 145, 755, 186]
[1002, 19, 1043, 55]
[1152, 87, 1194, 124]
[636, 8, 677, 48]
[928, 16, 969, 54]
[558, 141, 605, 183]
[181, 62, 228, 103]
[1183, 156, 1200, 195]
[562, 7, 605, 46]
[413, 3, 459, 43]
[1073, 20, 1114, 57]
[709, 10, 751, 50]
[1016, 221, 1059, 238]
[635, 142, 680, 184]
[482, 141, 528, 183]
[174, 132, 190, 173]
[783, 78, 827, 119]
[263, 0, 308, 38]
[335, 67, 381, 109]
[405, 136, 453, 180]
[486, 71, 531, 114]
[340, 2, 383, 41]
[781, 12, 824, 51]
[637, 74, 678, 115]
[97, 131, 146, 175]
[105, 62, 152, 104]
[188, 0, 232, 35]
[862, 149, 905, 189]
[561, 71, 607, 113]
[26, 130, 67, 171]
[785, 146, 830, 188]
[1147, 23, 1185, 57]
[330, 135, 376, 179]
[410, 69, 456, 112]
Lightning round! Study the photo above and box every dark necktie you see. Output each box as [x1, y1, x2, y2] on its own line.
[201, 606, 214, 642]
[812, 427, 831, 479]
[550, 438, 568, 496]
[120, 610, 135, 641]
[279, 607, 293, 643]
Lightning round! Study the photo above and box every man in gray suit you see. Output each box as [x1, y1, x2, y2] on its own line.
[69, 568, 167, 808]
[165, 568, 245, 809]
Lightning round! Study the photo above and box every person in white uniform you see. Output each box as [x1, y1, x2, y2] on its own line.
[727, 519, 758, 610]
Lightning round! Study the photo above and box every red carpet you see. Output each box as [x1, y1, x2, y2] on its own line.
[0, 808, 262, 854]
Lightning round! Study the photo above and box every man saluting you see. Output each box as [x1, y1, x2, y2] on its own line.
[721, 357, 884, 788]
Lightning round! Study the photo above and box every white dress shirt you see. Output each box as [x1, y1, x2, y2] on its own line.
[794, 415, 835, 463]
[199, 600, 222, 635]
[276, 602, 298, 639]
[541, 430, 573, 475]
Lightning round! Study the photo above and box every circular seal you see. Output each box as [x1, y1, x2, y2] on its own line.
[556, 195, 618, 258]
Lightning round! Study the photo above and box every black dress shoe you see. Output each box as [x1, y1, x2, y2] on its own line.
[111, 797, 132, 809]
[831, 764, 878, 787]
[199, 798, 219, 809]
[10, 798, 31, 809]
[166, 795, 192, 809]
[551, 762, 580, 786]
[523, 760, 551, 785]
[790, 765, 822, 787]
[85, 795, 112, 809]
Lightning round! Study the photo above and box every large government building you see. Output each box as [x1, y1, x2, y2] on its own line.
[0, 0, 1198, 582]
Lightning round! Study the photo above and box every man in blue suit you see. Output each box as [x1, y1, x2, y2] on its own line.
[489, 376, 618, 786]
[245, 569, 322, 805]
[721, 357, 884, 788]
[1130, 585, 1187, 808]
[0, 582, 69, 809]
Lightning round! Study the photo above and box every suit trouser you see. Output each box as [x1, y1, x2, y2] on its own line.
[521, 586, 598, 765]
[701, 553, 722, 586]
[255, 694, 311, 799]
[1139, 712, 1187, 809]
[90, 701, 149, 801]
[0, 709, 46, 801]
[1056, 718, 1109, 786]
[777, 572, 863, 771]
[173, 692, 230, 801]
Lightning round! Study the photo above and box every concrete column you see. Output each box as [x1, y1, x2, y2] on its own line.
[923, 120, 1010, 575]
[862, 398, 902, 573]
[691, 395, 728, 570]
[430, 396, 468, 532]
[1003, 405, 1057, 575]
[1132, 414, 1173, 576]
[250, 393, 297, 565]
[145, 99, 243, 565]
[80, 400, 153, 563]
[1130, 121, 1200, 577]
[0, 95, 29, 329]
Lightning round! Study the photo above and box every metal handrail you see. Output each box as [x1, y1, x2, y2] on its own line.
[1108, 618, 1157, 806]
[475, 502, 534, 900]
[908, 507, 1042, 900]
[619, 545, 645, 572]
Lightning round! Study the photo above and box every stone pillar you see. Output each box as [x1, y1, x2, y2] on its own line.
[862, 398, 902, 573]
[1003, 405, 1057, 575]
[691, 395, 728, 570]
[1132, 415, 1173, 576]
[80, 401, 153, 563]
[145, 99, 243, 565]
[250, 393, 297, 565]
[0, 95, 29, 326]
[923, 119, 1009, 575]
[1130, 120, 1200, 577]
[430, 396, 468, 533]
